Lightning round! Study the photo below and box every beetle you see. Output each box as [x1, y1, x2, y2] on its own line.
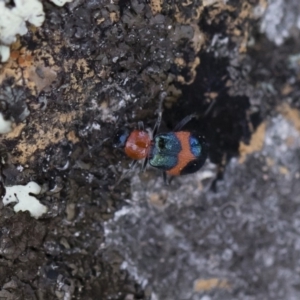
[113, 95, 208, 184]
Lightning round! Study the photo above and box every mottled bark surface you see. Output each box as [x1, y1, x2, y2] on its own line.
[0, 0, 300, 299]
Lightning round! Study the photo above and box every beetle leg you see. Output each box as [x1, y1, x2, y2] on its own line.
[130, 159, 138, 169]
[141, 157, 148, 172]
[113, 160, 138, 187]
[203, 98, 216, 117]
[77, 137, 110, 161]
[162, 171, 169, 185]
[173, 99, 216, 131]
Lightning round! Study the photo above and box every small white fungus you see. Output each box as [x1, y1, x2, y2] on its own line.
[0, 0, 74, 62]
[0, 45, 10, 62]
[0, 112, 12, 134]
[0, 0, 45, 62]
[49, 0, 73, 7]
[3, 181, 48, 219]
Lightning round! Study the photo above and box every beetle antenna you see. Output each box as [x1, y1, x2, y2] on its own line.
[153, 92, 167, 136]
[173, 113, 197, 131]
[137, 121, 144, 130]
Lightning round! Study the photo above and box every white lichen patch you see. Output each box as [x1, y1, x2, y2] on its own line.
[0, 112, 12, 134]
[3, 181, 48, 218]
